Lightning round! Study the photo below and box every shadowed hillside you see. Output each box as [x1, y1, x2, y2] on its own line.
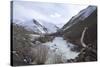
[62, 6, 97, 62]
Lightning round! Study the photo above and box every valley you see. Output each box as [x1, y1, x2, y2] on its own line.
[12, 5, 97, 66]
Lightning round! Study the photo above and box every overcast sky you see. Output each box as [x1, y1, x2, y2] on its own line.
[13, 1, 88, 27]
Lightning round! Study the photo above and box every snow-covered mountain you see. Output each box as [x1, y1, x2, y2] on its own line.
[38, 20, 59, 33]
[13, 19, 59, 34]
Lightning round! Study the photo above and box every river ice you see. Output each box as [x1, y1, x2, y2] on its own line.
[42, 37, 80, 63]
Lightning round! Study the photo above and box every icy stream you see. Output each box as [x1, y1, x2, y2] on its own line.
[42, 37, 80, 64]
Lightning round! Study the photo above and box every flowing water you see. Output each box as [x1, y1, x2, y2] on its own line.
[42, 37, 80, 64]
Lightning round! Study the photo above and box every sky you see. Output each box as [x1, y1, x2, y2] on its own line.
[13, 1, 88, 27]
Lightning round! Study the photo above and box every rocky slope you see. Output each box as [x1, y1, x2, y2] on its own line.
[62, 6, 97, 61]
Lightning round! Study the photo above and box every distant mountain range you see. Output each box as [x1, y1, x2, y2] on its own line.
[13, 19, 59, 34]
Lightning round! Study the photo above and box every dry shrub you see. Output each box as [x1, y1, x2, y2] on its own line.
[45, 49, 64, 64]
[31, 45, 49, 64]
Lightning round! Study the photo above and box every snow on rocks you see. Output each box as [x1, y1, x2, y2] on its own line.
[42, 37, 80, 64]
